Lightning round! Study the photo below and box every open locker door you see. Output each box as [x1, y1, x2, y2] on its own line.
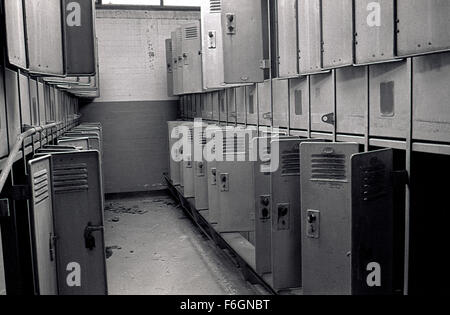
[51, 151, 107, 295]
[28, 155, 58, 295]
[57, 138, 89, 150]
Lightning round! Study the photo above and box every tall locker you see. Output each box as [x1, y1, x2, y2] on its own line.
[168, 121, 182, 186]
[172, 29, 184, 96]
[4, 0, 27, 69]
[298, 0, 322, 74]
[180, 122, 195, 198]
[289, 77, 309, 130]
[182, 22, 203, 94]
[194, 123, 209, 210]
[277, 0, 299, 78]
[206, 125, 221, 224]
[165, 39, 174, 97]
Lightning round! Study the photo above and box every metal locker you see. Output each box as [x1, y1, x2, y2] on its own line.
[28, 155, 58, 295]
[24, 0, 64, 75]
[38, 82, 46, 125]
[5, 68, 21, 151]
[289, 77, 309, 130]
[336, 66, 368, 135]
[310, 72, 334, 133]
[195, 94, 202, 119]
[206, 125, 221, 224]
[202, 93, 212, 120]
[369, 60, 410, 139]
[396, 0, 450, 57]
[51, 151, 107, 295]
[221, 0, 269, 84]
[412, 53, 450, 143]
[227, 89, 236, 125]
[354, 0, 397, 65]
[219, 90, 227, 123]
[4, 0, 27, 69]
[272, 79, 289, 128]
[29, 79, 39, 126]
[212, 91, 220, 121]
[235, 86, 246, 124]
[258, 81, 272, 127]
[19, 73, 31, 127]
[172, 29, 184, 96]
[298, 0, 322, 74]
[0, 67, 8, 158]
[171, 31, 180, 96]
[166, 39, 174, 97]
[181, 122, 195, 198]
[246, 85, 258, 125]
[321, 0, 354, 69]
[301, 143, 395, 295]
[194, 123, 209, 210]
[57, 138, 90, 150]
[277, 0, 299, 78]
[182, 22, 203, 94]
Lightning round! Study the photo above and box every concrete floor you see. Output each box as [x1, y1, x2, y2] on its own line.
[104, 193, 257, 295]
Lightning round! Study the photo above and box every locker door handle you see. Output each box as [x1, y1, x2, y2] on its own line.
[49, 233, 58, 262]
[84, 223, 104, 251]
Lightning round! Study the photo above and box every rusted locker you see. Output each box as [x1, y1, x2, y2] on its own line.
[236, 86, 246, 124]
[336, 66, 368, 135]
[4, 0, 27, 69]
[5, 69, 21, 151]
[182, 22, 203, 94]
[24, 0, 64, 75]
[354, 0, 397, 65]
[246, 85, 258, 125]
[289, 76, 309, 130]
[212, 91, 220, 121]
[28, 155, 58, 295]
[369, 59, 410, 139]
[298, 0, 322, 74]
[219, 90, 227, 123]
[0, 66, 8, 157]
[166, 39, 174, 97]
[321, 0, 354, 69]
[301, 143, 395, 295]
[310, 72, 334, 133]
[38, 81, 46, 125]
[221, 0, 270, 84]
[272, 79, 289, 128]
[277, 0, 299, 78]
[29, 79, 39, 126]
[193, 123, 209, 210]
[396, 0, 450, 57]
[413, 53, 450, 143]
[258, 81, 272, 127]
[227, 89, 236, 125]
[51, 151, 107, 295]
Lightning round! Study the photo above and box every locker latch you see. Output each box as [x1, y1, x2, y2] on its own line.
[49, 233, 58, 262]
[84, 223, 104, 251]
[0, 199, 10, 218]
[321, 113, 335, 126]
[262, 112, 272, 120]
[211, 168, 217, 186]
[259, 59, 270, 70]
[220, 173, 229, 192]
[259, 195, 271, 221]
[306, 210, 320, 239]
[226, 13, 236, 35]
[277, 204, 290, 231]
[196, 162, 205, 177]
[208, 31, 217, 49]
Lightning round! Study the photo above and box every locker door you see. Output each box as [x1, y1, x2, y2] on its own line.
[28, 156, 58, 295]
[246, 85, 258, 125]
[336, 66, 368, 135]
[227, 89, 236, 125]
[19, 74, 31, 127]
[181, 124, 195, 198]
[51, 151, 107, 295]
[212, 91, 220, 121]
[219, 90, 227, 123]
[29, 79, 39, 126]
[369, 60, 410, 139]
[166, 39, 174, 97]
[289, 77, 309, 130]
[5, 69, 21, 151]
[222, 0, 269, 83]
[351, 149, 394, 295]
[310, 72, 334, 132]
[396, 0, 450, 57]
[57, 138, 89, 150]
[354, 0, 396, 65]
[24, 0, 64, 75]
[38, 82, 46, 125]
[236, 86, 246, 124]
[321, 0, 354, 69]
[298, 0, 322, 74]
[194, 125, 208, 210]
[196, 94, 202, 119]
[202, 93, 212, 120]
[171, 32, 180, 95]
[206, 126, 220, 224]
[272, 79, 289, 128]
[412, 53, 450, 143]
[300, 142, 359, 295]
[277, 0, 299, 78]
[258, 81, 272, 127]
[182, 22, 203, 94]
[0, 67, 8, 158]
[4, 0, 27, 69]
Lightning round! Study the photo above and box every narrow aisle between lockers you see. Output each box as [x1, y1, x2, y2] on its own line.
[104, 194, 257, 295]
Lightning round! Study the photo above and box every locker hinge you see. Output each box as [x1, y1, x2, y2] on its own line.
[259, 59, 270, 69]
[10, 185, 31, 201]
[0, 199, 11, 218]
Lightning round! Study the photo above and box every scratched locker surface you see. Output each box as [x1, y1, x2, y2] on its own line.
[289, 77, 309, 131]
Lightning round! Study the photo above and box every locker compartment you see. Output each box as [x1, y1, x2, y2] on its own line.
[277, 0, 299, 78]
[172, 29, 183, 96]
[5, 68, 21, 150]
[336, 66, 368, 135]
[51, 151, 107, 295]
[258, 81, 272, 127]
[182, 22, 203, 94]
[235, 86, 246, 124]
[57, 138, 90, 150]
[205, 125, 221, 224]
[193, 123, 209, 210]
[310, 72, 334, 133]
[0, 67, 8, 158]
[24, 0, 64, 75]
[354, 0, 397, 65]
[165, 39, 174, 97]
[412, 53, 450, 143]
[369, 60, 410, 139]
[180, 122, 195, 198]
[219, 90, 227, 123]
[289, 77, 309, 130]
[212, 91, 220, 121]
[272, 79, 289, 128]
[29, 79, 39, 126]
[246, 85, 258, 125]
[298, 0, 322, 74]
[38, 82, 46, 125]
[62, 134, 101, 153]
[19, 73, 31, 127]
[202, 93, 212, 120]
[396, 0, 450, 57]
[4, 0, 27, 69]
[227, 89, 236, 125]
[301, 143, 395, 295]
[195, 94, 202, 119]
[321, 0, 354, 69]
[221, 0, 269, 84]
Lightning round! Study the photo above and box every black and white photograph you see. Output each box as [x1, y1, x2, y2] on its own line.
[0, 0, 449, 303]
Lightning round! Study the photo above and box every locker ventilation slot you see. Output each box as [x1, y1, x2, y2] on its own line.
[210, 0, 221, 13]
[33, 169, 49, 205]
[184, 26, 199, 40]
[311, 154, 347, 181]
[360, 164, 387, 201]
[281, 147, 300, 176]
[53, 164, 89, 193]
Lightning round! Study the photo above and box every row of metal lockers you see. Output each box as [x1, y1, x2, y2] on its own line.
[168, 121, 404, 295]
[1, 123, 108, 295]
[165, 0, 450, 145]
